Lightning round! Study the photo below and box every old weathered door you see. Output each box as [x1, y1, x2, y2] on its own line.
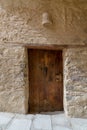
[28, 49, 63, 113]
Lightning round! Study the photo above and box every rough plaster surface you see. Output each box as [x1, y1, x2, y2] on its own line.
[0, 44, 29, 114]
[0, 0, 87, 45]
[64, 48, 87, 118]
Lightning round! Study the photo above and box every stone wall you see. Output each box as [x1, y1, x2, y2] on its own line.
[0, 0, 87, 117]
[0, 44, 29, 114]
[64, 48, 87, 118]
[0, 0, 87, 45]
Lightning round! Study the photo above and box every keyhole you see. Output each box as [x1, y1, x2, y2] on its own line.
[43, 66, 48, 77]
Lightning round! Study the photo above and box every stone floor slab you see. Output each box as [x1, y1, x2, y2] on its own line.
[71, 118, 87, 130]
[0, 112, 15, 129]
[51, 114, 71, 128]
[53, 125, 72, 130]
[0, 112, 87, 130]
[6, 118, 32, 130]
[31, 114, 52, 130]
[15, 113, 34, 120]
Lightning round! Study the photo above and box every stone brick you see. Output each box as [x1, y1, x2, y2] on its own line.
[0, 44, 29, 114]
[64, 48, 87, 118]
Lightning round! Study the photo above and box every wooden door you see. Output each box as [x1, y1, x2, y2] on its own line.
[28, 49, 63, 113]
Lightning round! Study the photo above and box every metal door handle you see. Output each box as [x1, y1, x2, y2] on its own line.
[55, 74, 62, 82]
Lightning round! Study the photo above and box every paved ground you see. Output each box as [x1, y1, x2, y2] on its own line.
[0, 112, 87, 130]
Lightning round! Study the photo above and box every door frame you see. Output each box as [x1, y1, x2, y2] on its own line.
[26, 43, 65, 50]
[27, 44, 64, 113]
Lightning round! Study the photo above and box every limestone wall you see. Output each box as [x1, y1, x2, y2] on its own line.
[0, 44, 29, 114]
[0, 0, 87, 45]
[0, 0, 87, 117]
[64, 48, 87, 118]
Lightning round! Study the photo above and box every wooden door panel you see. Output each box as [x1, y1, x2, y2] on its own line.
[28, 49, 63, 113]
